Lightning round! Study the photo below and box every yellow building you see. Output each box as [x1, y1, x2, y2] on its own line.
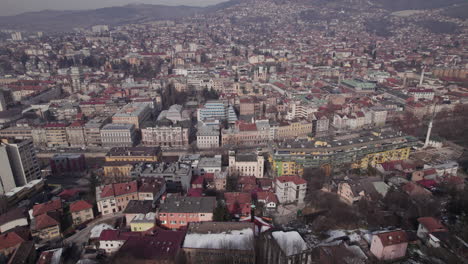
[130, 213, 155, 232]
[105, 146, 161, 162]
[277, 121, 313, 140]
[358, 147, 411, 169]
[103, 162, 135, 179]
[32, 213, 61, 240]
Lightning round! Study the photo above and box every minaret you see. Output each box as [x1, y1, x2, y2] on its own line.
[424, 119, 433, 148]
[424, 101, 437, 148]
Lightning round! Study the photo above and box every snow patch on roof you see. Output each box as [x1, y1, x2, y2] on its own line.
[90, 223, 115, 239]
[272, 231, 308, 256]
[183, 228, 254, 250]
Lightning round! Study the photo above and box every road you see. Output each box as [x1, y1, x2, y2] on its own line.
[64, 212, 123, 245]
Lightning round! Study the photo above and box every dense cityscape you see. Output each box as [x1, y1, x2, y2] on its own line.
[0, 0, 467, 263]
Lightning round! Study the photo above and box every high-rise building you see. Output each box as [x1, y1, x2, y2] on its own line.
[11, 32, 22, 41]
[2, 139, 41, 186]
[0, 145, 16, 194]
[197, 100, 237, 124]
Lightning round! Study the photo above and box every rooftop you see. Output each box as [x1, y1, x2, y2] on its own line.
[159, 196, 216, 213]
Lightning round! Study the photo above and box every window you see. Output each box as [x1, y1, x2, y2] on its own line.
[180, 221, 185, 224]
[161, 220, 167, 224]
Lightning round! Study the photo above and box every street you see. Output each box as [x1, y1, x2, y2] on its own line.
[64, 212, 123, 245]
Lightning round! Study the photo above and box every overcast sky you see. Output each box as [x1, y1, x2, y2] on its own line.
[0, 0, 227, 16]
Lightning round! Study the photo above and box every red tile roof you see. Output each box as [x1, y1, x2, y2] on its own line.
[33, 199, 62, 217]
[256, 192, 279, 204]
[0, 228, 29, 250]
[239, 176, 256, 185]
[417, 217, 448, 233]
[113, 181, 138, 196]
[276, 175, 307, 185]
[58, 188, 80, 200]
[117, 230, 185, 260]
[70, 200, 93, 213]
[238, 123, 257, 131]
[187, 188, 204, 197]
[34, 212, 60, 230]
[99, 230, 142, 241]
[375, 230, 408, 247]
[224, 192, 251, 205]
[99, 185, 115, 198]
[417, 179, 437, 189]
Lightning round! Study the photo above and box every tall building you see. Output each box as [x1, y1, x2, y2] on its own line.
[70, 67, 82, 93]
[0, 145, 16, 194]
[100, 123, 138, 147]
[11, 32, 22, 41]
[197, 100, 237, 124]
[112, 102, 152, 129]
[1, 139, 41, 188]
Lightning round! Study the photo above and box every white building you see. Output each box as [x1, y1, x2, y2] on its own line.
[228, 151, 265, 178]
[408, 89, 435, 101]
[197, 155, 222, 174]
[2, 139, 41, 187]
[275, 175, 307, 204]
[196, 125, 220, 149]
[11, 32, 22, 41]
[100, 123, 137, 147]
[0, 145, 16, 194]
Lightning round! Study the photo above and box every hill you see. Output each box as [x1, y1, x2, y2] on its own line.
[0, 2, 238, 32]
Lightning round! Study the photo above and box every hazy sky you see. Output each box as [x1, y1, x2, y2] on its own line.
[0, 0, 227, 16]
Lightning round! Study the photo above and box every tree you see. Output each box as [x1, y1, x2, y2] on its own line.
[226, 175, 239, 192]
[20, 52, 29, 67]
[302, 167, 327, 191]
[213, 201, 231, 221]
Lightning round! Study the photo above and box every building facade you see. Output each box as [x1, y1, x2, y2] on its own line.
[157, 196, 216, 229]
[228, 151, 265, 178]
[275, 175, 307, 204]
[100, 123, 137, 147]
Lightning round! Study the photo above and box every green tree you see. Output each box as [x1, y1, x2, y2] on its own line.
[213, 201, 231, 221]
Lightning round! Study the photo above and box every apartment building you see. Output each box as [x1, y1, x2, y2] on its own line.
[196, 124, 220, 149]
[228, 151, 264, 178]
[157, 196, 216, 229]
[100, 123, 137, 147]
[106, 146, 161, 162]
[112, 102, 152, 129]
[141, 121, 190, 148]
[65, 121, 86, 147]
[44, 123, 69, 148]
[84, 116, 111, 147]
[275, 175, 307, 204]
[271, 130, 418, 175]
[197, 100, 237, 124]
[1, 139, 41, 187]
[96, 181, 138, 215]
